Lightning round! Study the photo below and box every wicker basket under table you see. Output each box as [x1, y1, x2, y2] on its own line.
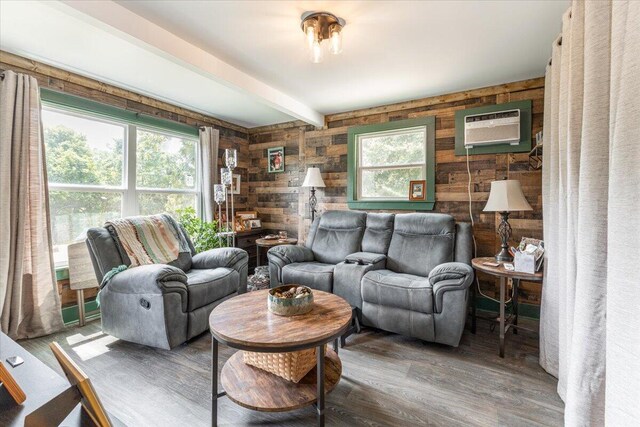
[243, 345, 327, 383]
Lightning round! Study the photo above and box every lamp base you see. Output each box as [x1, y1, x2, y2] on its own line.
[494, 247, 513, 262]
[495, 211, 513, 262]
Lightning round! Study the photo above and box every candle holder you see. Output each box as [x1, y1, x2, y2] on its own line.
[213, 184, 227, 245]
[225, 149, 238, 246]
[225, 148, 237, 170]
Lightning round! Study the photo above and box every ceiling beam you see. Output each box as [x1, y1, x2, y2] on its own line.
[53, 0, 324, 128]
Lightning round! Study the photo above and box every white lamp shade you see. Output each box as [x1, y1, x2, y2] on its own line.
[302, 168, 326, 188]
[483, 180, 532, 212]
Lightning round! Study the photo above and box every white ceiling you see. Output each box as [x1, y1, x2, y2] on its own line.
[1, 1, 567, 128]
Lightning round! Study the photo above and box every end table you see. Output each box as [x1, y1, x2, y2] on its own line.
[255, 238, 297, 267]
[471, 257, 543, 358]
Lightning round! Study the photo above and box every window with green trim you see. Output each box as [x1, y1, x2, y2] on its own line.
[41, 92, 200, 266]
[347, 117, 436, 210]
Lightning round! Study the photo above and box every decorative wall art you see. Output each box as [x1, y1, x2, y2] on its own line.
[267, 147, 285, 173]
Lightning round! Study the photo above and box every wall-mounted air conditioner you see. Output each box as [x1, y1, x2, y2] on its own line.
[464, 109, 521, 148]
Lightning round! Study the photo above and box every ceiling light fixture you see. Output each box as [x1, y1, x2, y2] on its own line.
[301, 11, 345, 63]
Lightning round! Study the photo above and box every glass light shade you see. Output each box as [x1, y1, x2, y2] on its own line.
[310, 40, 323, 63]
[305, 21, 317, 50]
[225, 148, 237, 169]
[329, 24, 342, 54]
[214, 184, 226, 204]
[220, 167, 232, 186]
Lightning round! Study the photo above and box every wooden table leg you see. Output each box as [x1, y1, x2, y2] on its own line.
[513, 279, 519, 335]
[316, 344, 325, 426]
[77, 289, 85, 327]
[212, 335, 218, 427]
[499, 276, 506, 358]
[256, 244, 261, 267]
[471, 280, 477, 334]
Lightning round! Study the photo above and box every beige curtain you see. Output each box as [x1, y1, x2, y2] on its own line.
[0, 70, 64, 339]
[540, 1, 640, 425]
[198, 126, 219, 222]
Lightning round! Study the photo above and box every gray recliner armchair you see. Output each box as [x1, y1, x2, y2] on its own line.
[86, 226, 248, 350]
[268, 211, 473, 347]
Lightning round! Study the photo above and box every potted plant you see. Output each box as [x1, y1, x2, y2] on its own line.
[175, 207, 224, 252]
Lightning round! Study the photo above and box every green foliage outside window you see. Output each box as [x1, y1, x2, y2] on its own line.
[359, 130, 426, 199]
[44, 124, 197, 247]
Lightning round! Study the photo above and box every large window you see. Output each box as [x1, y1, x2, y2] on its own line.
[357, 126, 427, 200]
[347, 117, 435, 210]
[42, 105, 199, 266]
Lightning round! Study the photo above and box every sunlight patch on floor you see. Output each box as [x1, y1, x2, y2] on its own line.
[65, 330, 106, 346]
[70, 334, 118, 361]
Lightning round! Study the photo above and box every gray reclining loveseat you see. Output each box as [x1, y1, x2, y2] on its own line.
[267, 211, 473, 347]
[86, 225, 248, 349]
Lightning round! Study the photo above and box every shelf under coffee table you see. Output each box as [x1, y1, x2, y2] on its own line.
[221, 349, 341, 412]
[209, 289, 352, 426]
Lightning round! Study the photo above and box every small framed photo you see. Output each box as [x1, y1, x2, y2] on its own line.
[409, 180, 426, 201]
[267, 146, 285, 173]
[236, 210, 257, 220]
[231, 174, 241, 195]
[248, 219, 262, 230]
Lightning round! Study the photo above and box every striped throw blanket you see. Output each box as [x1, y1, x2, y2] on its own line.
[105, 214, 190, 267]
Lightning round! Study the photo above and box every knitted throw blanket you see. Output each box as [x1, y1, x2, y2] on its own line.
[105, 214, 189, 267]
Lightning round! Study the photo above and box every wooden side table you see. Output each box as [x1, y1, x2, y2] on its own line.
[68, 241, 99, 326]
[471, 257, 543, 358]
[255, 238, 297, 267]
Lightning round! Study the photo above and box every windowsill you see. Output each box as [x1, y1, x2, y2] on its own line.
[347, 200, 435, 210]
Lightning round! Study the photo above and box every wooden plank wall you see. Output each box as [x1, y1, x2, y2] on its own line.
[0, 51, 251, 307]
[249, 77, 545, 305]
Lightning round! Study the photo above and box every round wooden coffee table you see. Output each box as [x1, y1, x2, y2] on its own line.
[209, 289, 352, 426]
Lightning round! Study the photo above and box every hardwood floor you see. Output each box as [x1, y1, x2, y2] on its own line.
[21, 315, 563, 426]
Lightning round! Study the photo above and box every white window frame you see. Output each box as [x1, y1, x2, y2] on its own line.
[131, 125, 201, 217]
[356, 125, 428, 201]
[43, 105, 201, 266]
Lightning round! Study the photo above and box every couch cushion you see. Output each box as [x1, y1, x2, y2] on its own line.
[361, 269, 433, 314]
[186, 268, 238, 311]
[361, 213, 395, 254]
[282, 262, 335, 292]
[386, 213, 456, 276]
[310, 211, 366, 265]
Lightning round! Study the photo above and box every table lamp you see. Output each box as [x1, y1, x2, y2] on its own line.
[302, 167, 326, 221]
[483, 179, 532, 262]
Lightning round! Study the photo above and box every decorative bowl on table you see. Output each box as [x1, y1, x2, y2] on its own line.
[267, 285, 313, 316]
[262, 234, 279, 240]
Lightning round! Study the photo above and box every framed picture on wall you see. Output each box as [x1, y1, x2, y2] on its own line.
[409, 180, 426, 201]
[231, 174, 241, 195]
[267, 147, 285, 173]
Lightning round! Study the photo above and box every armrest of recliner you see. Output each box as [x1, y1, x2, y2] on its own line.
[192, 247, 248, 272]
[344, 252, 386, 265]
[428, 262, 474, 313]
[103, 264, 189, 310]
[267, 245, 314, 266]
[192, 247, 249, 294]
[267, 245, 315, 286]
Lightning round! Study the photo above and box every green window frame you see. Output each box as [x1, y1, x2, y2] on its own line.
[347, 116, 436, 210]
[40, 89, 199, 138]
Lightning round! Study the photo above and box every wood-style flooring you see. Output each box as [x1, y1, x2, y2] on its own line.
[21, 315, 563, 426]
